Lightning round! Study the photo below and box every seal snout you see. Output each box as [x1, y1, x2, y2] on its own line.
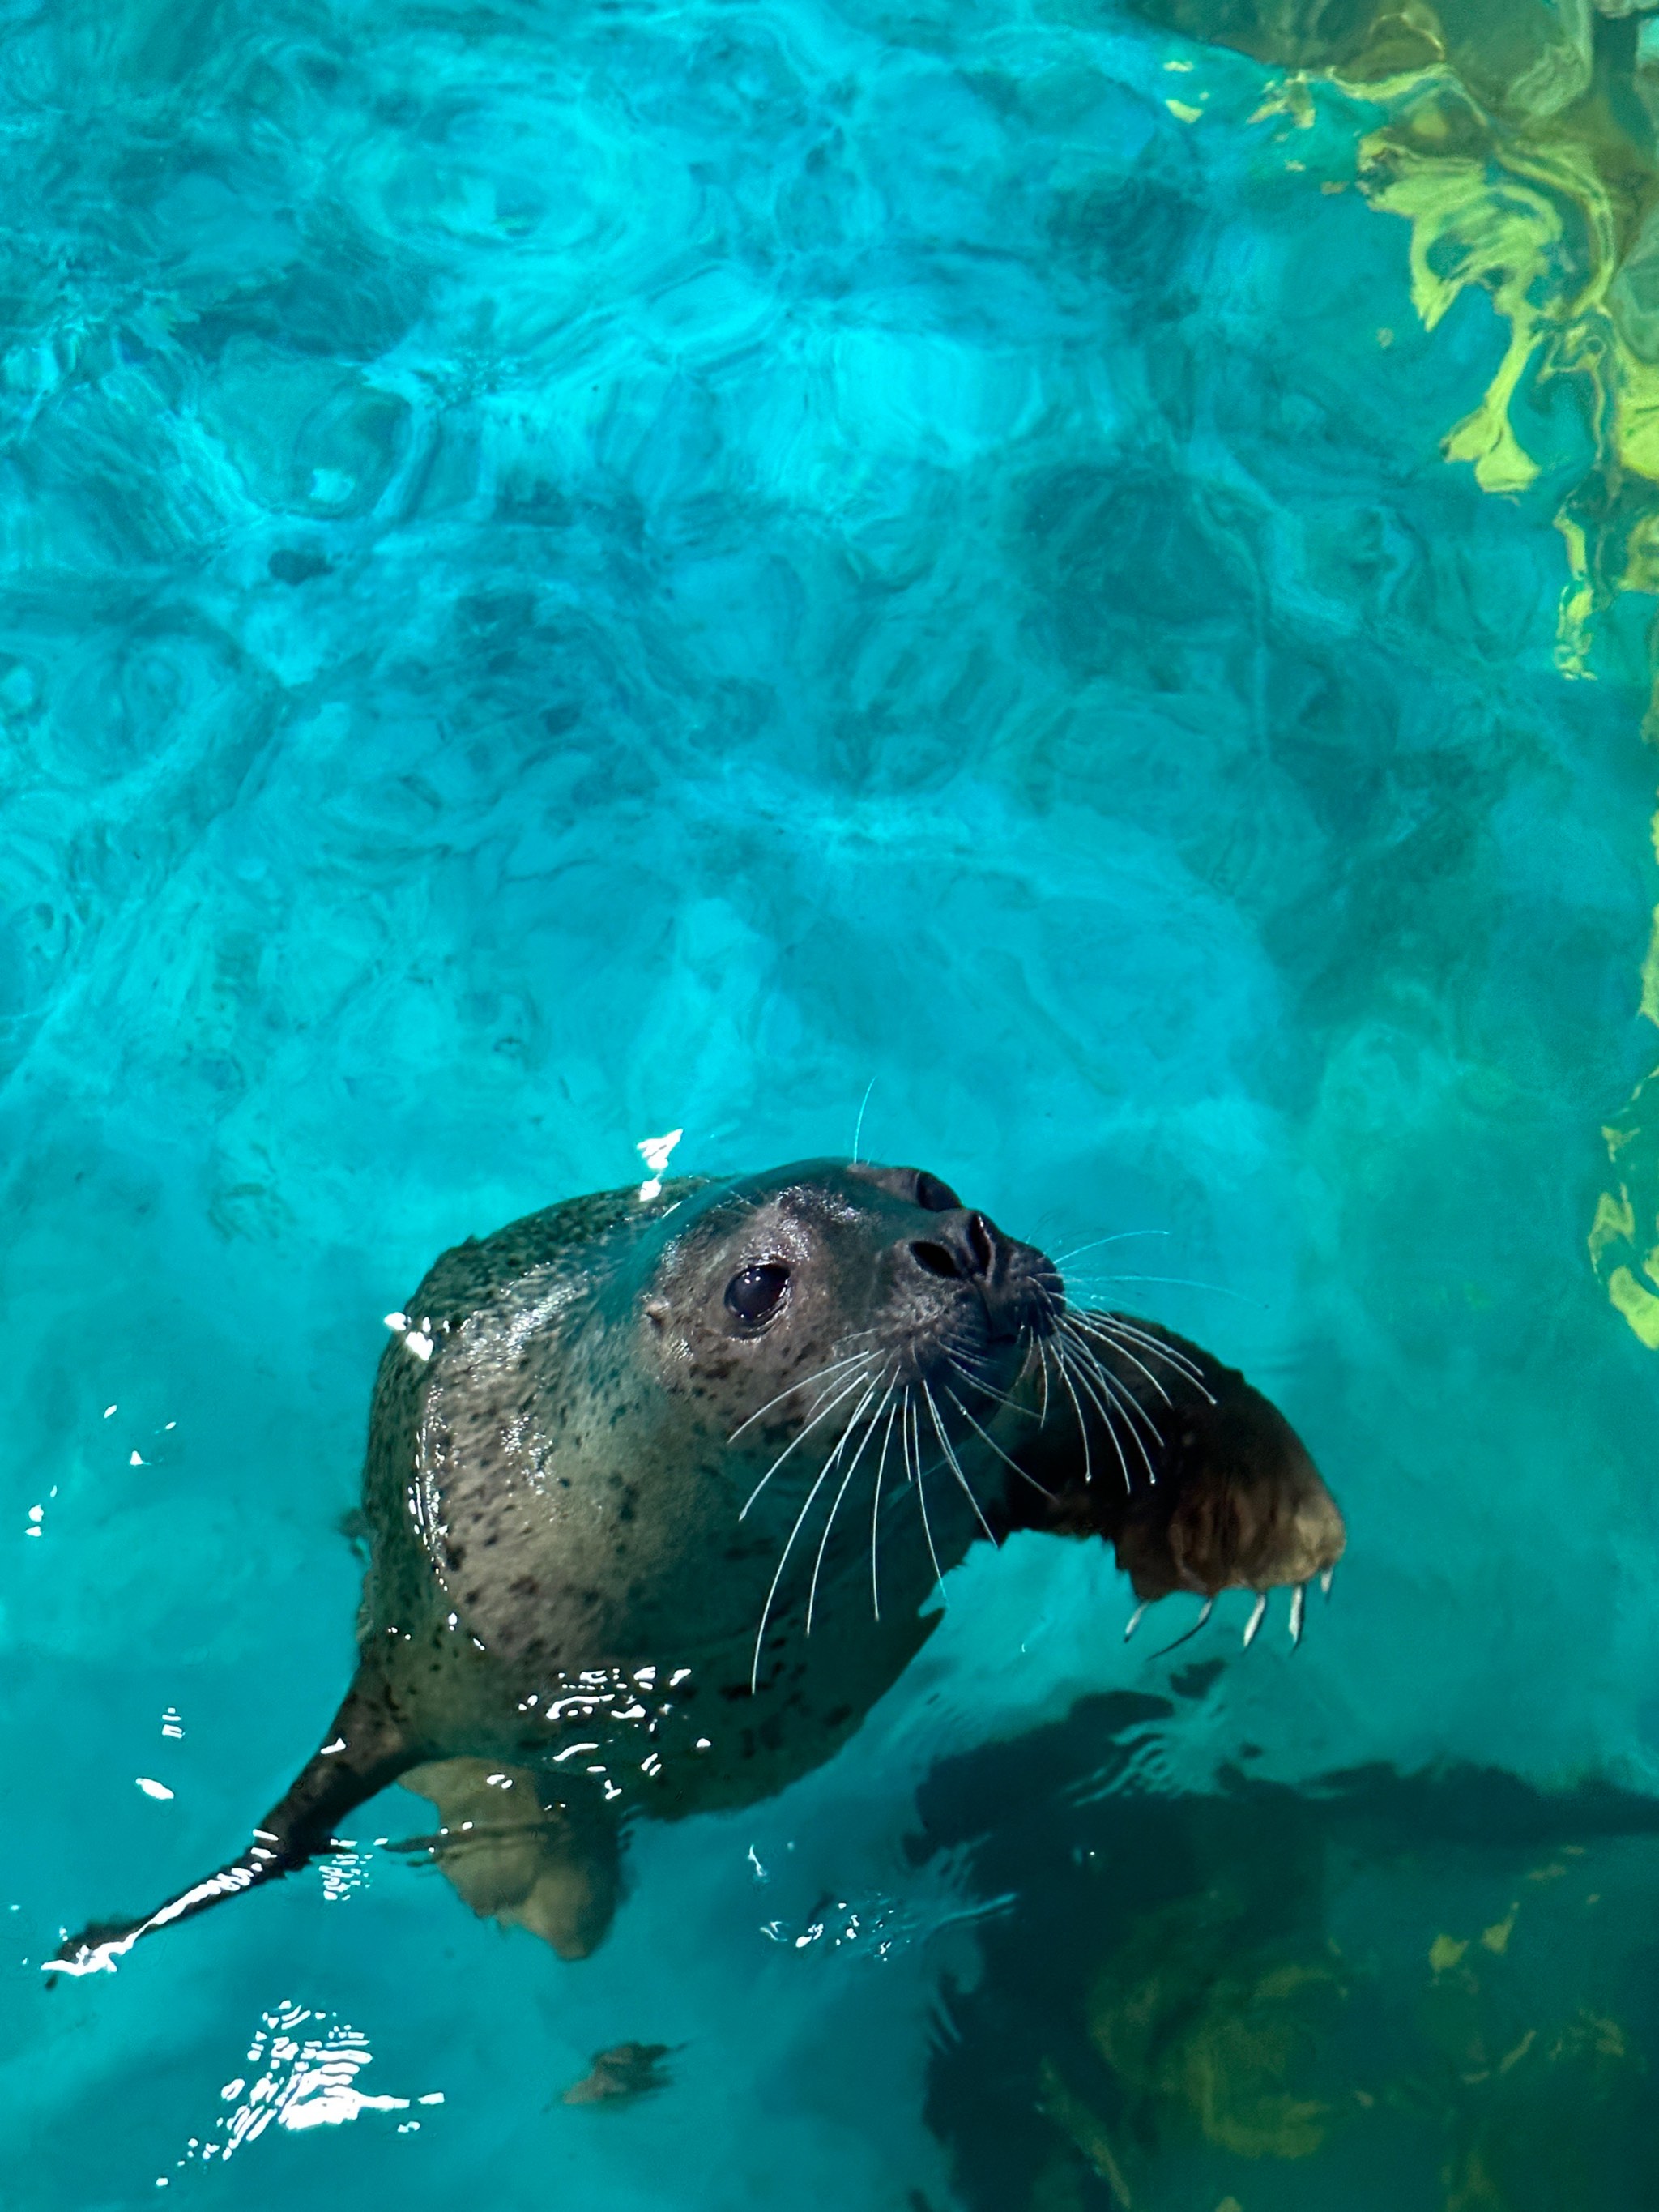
[905, 1207, 1062, 1342]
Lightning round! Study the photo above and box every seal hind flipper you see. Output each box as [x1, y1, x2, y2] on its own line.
[49, 1668, 417, 1978]
[398, 1758, 621, 1959]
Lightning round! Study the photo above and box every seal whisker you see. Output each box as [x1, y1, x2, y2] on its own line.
[1012, 1326, 1043, 1394]
[1047, 1338, 1095, 1487]
[943, 1387, 1054, 1500]
[1071, 1368, 1154, 1493]
[1067, 1271, 1257, 1306]
[939, 1330, 1040, 1416]
[1051, 1339, 1133, 1492]
[738, 1360, 881, 1520]
[1060, 1313, 1179, 1410]
[1057, 1326, 1162, 1488]
[940, 1339, 999, 1381]
[1072, 1313, 1215, 1403]
[1051, 1231, 1173, 1268]
[851, 1077, 876, 1164]
[869, 1394, 902, 1624]
[1123, 1601, 1147, 1642]
[749, 1377, 884, 1692]
[807, 1366, 899, 1636]
[729, 1351, 877, 1448]
[740, 1358, 878, 1519]
[1058, 1318, 1162, 1446]
[941, 1348, 1035, 1419]
[922, 1381, 997, 1546]
[1035, 1337, 1055, 1426]
[728, 1347, 881, 1444]
[907, 1390, 948, 1603]
[1068, 1309, 1208, 1385]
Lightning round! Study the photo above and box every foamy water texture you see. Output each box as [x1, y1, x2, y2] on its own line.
[4, 0, 1659, 2206]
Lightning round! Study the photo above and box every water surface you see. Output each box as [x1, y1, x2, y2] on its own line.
[3, 1, 1659, 2206]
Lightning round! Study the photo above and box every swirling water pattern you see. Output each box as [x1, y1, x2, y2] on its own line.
[2, 0, 1658, 2206]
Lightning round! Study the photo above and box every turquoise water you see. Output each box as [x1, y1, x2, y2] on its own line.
[5, 1, 1659, 2205]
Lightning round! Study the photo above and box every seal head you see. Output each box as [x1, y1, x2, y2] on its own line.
[391, 1160, 1063, 1688]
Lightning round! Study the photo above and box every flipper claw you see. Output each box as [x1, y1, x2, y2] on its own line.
[1151, 1593, 1214, 1659]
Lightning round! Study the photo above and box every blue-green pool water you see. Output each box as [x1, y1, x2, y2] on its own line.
[6, 2, 1659, 2206]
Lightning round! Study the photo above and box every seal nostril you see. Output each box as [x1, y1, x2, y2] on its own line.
[910, 1240, 961, 1280]
[966, 1212, 995, 1277]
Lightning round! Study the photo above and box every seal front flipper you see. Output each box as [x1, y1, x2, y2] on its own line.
[1105, 1347, 1344, 1607]
[49, 1665, 418, 1978]
[996, 1313, 1345, 1607]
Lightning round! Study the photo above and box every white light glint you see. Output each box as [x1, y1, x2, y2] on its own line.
[318, 1851, 369, 1903]
[184, 2005, 442, 2161]
[137, 1778, 174, 1801]
[635, 1126, 683, 1201]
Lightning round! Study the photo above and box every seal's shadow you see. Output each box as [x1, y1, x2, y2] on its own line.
[910, 1685, 1659, 2212]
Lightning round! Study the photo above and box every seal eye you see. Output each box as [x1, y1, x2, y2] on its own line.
[725, 1262, 791, 1328]
[915, 1171, 962, 1213]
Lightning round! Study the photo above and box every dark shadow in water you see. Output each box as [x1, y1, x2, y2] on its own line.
[911, 1692, 1659, 2212]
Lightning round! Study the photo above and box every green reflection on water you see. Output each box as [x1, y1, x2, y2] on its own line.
[1127, 2, 1659, 1387]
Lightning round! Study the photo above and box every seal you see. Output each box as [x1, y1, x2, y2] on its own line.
[52, 1159, 1344, 1972]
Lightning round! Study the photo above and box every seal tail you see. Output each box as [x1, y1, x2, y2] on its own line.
[48, 1668, 419, 1979]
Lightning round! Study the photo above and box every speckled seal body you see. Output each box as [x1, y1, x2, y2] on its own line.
[54, 1159, 1344, 1973]
[360, 1167, 995, 1826]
